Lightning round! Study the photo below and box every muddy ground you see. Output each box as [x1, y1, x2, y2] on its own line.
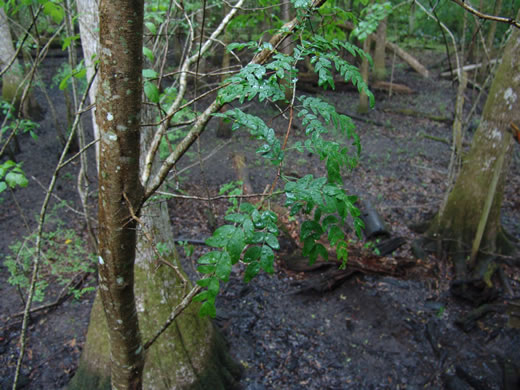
[1, 50, 520, 389]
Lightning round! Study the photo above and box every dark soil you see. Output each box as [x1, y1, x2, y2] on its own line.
[1, 49, 520, 389]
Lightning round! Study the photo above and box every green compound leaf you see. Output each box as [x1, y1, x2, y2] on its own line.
[200, 301, 217, 318]
[243, 246, 261, 263]
[244, 261, 261, 283]
[226, 228, 245, 264]
[215, 251, 232, 282]
[259, 245, 275, 274]
[144, 81, 160, 103]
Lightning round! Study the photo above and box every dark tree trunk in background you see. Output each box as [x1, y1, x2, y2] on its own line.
[373, 17, 387, 81]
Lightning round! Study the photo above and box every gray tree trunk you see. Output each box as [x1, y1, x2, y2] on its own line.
[77, 0, 100, 165]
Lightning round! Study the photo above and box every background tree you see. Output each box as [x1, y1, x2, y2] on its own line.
[426, 11, 520, 296]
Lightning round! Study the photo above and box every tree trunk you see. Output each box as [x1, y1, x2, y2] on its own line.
[69, 202, 242, 389]
[427, 15, 520, 275]
[77, 0, 100, 164]
[71, 2, 241, 385]
[93, 0, 146, 388]
[0, 8, 23, 105]
[0, 9, 42, 127]
[357, 37, 371, 114]
[373, 17, 387, 81]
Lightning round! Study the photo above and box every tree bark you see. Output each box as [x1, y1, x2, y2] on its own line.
[70, 202, 241, 389]
[373, 17, 387, 81]
[77, 0, 100, 164]
[95, 0, 145, 388]
[427, 13, 520, 274]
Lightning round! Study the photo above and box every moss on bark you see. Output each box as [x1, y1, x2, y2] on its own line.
[426, 14, 520, 282]
[69, 202, 241, 389]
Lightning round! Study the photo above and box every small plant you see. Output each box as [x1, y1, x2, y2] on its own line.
[0, 160, 28, 194]
[4, 203, 96, 303]
[363, 239, 381, 256]
[0, 100, 40, 141]
[219, 180, 244, 214]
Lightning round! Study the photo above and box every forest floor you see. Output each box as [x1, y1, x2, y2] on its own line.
[1, 49, 520, 389]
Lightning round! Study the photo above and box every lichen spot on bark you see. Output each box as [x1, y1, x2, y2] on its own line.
[504, 87, 517, 110]
[107, 112, 114, 121]
[98, 256, 105, 265]
[117, 277, 124, 285]
[490, 127, 502, 141]
[101, 47, 112, 57]
[105, 131, 118, 142]
[136, 294, 145, 313]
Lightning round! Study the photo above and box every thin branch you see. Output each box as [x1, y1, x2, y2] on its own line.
[10, 272, 90, 318]
[143, 0, 328, 200]
[123, 192, 188, 285]
[144, 284, 201, 350]
[31, 176, 87, 217]
[12, 72, 94, 390]
[0, 6, 43, 78]
[156, 189, 283, 201]
[58, 137, 100, 170]
[449, 0, 520, 29]
[141, 0, 246, 187]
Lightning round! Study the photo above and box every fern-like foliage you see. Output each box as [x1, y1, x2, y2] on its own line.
[195, 28, 372, 317]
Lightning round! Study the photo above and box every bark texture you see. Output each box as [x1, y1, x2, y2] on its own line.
[96, 0, 145, 388]
[69, 203, 242, 390]
[427, 17, 520, 269]
[373, 18, 387, 81]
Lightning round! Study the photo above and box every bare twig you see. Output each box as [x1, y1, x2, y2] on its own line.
[143, 284, 201, 350]
[449, 0, 520, 29]
[12, 72, 95, 390]
[156, 189, 283, 202]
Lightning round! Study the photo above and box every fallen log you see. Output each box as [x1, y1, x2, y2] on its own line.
[338, 22, 430, 78]
[385, 42, 430, 78]
[372, 81, 414, 94]
[382, 107, 452, 124]
[440, 59, 499, 77]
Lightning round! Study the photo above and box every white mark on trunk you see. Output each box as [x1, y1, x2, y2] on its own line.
[98, 256, 105, 265]
[504, 87, 518, 110]
[482, 156, 496, 171]
[101, 47, 112, 57]
[136, 294, 145, 313]
[490, 127, 502, 141]
[117, 276, 124, 285]
[106, 131, 118, 142]
[116, 124, 127, 131]
[107, 112, 114, 121]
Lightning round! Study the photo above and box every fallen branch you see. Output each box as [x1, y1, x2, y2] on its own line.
[440, 59, 499, 77]
[372, 81, 414, 94]
[385, 41, 430, 78]
[10, 272, 90, 319]
[338, 22, 430, 78]
[383, 107, 452, 123]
